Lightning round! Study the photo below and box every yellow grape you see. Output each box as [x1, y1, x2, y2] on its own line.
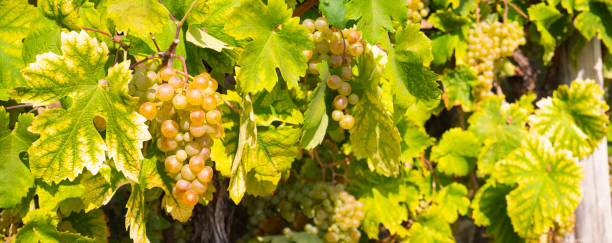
[156, 84, 174, 101]
[182, 190, 199, 207]
[197, 166, 214, 184]
[206, 109, 222, 125]
[159, 66, 176, 81]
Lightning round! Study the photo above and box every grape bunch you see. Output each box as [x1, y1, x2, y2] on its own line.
[302, 17, 364, 130]
[132, 63, 221, 208]
[464, 21, 525, 97]
[247, 181, 364, 242]
[406, 0, 429, 24]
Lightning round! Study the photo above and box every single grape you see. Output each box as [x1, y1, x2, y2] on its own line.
[186, 88, 203, 106]
[191, 179, 207, 194]
[190, 109, 206, 126]
[330, 39, 345, 55]
[341, 66, 353, 81]
[185, 142, 201, 156]
[303, 19, 316, 33]
[314, 17, 328, 32]
[161, 120, 179, 138]
[182, 190, 199, 207]
[189, 155, 205, 173]
[327, 75, 342, 90]
[181, 164, 197, 181]
[175, 179, 191, 193]
[157, 137, 178, 152]
[201, 95, 217, 111]
[199, 146, 211, 160]
[349, 42, 364, 57]
[330, 55, 343, 67]
[197, 166, 213, 184]
[308, 62, 319, 74]
[190, 124, 207, 137]
[206, 109, 222, 125]
[172, 94, 188, 109]
[338, 82, 351, 96]
[331, 110, 344, 121]
[176, 150, 188, 162]
[168, 76, 184, 89]
[159, 66, 176, 81]
[333, 95, 348, 110]
[302, 50, 313, 60]
[165, 156, 182, 174]
[339, 114, 355, 130]
[156, 84, 175, 101]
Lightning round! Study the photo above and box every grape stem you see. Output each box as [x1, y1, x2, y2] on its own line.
[311, 148, 352, 184]
[420, 154, 437, 198]
[5, 104, 34, 110]
[150, 33, 161, 52]
[502, 0, 528, 19]
[221, 97, 240, 113]
[292, 0, 318, 17]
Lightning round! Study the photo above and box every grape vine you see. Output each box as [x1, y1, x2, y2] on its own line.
[0, 0, 611, 243]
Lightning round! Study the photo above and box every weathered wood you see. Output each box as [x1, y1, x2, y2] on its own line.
[560, 37, 612, 243]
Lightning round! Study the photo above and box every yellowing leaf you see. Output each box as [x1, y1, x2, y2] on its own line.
[224, 0, 312, 93]
[431, 128, 479, 176]
[16, 209, 94, 243]
[0, 108, 36, 208]
[105, 0, 171, 38]
[530, 79, 608, 159]
[0, 0, 40, 100]
[186, 25, 233, 52]
[494, 135, 584, 239]
[15, 31, 151, 183]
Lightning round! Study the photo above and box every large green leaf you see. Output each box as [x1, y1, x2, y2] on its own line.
[350, 50, 402, 176]
[469, 95, 533, 175]
[126, 158, 163, 243]
[105, 0, 171, 38]
[0, 0, 40, 100]
[15, 209, 93, 243]
[383, 25, 441, 105]
[430, 128, 479, 177]
[493, 134, 584, 239]
[345, 0, 407, 44]
[574, 1, 612, 53]
[224, 0, 312, 93]
[471, 180, 523, 243]
[530, 79, 608, 159]
[80, 166, 128, 212]
[319, 0, 347, 28]
[528, 3, 562, 64]
[301, 63, 329, 150]
[427, 10, 470, 65]
[441, 65, 477, 111]
[0, 108, 36, 208]
[15, 31, 151, 183]
[430, 183, 469, 222]
[405, 212, 454, 243]
[60, 209, 109, 243]
[252, 84, 304, 126]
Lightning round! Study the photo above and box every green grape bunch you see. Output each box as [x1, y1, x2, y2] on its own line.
[247, 181, 364, 242]
[132, 62, 222, 208]
[302, 17, 365, 130]
[464, 21, 525, 98]
[406, 0, 430, 24]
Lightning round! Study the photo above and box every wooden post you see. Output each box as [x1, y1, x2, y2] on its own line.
[560, 37, 612, 243]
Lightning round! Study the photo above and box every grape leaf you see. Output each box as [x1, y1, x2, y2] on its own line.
[15, 209, 93, 243]
[350, 50, 402, 176]
[574, 1, 612, 53]
[405, 212, 454, 243]
[301, 64, 329, 150]
[36, 180, 86, 213]
[530, 79, 608, 159]
[383, 25, 441, 105]
[162, 193, 194, 223]
[0, 0, 40, 100]
[61, 209, 109, 243]
[80, 166, 128, 212]
[493, 134, 584, 239]
[38, 0, 85, 30]
[0, 108, 36, 208]
[348, 162, 421, 238]
[428, 10, 470, 64]
[224, 0, 312, 93]
[431, 128, 479, 177]
[441, 65, 477, 111]
[468, 95, 533, 175]
[15, 31, 151, 183]
[319, 0, 347, 28]
[396, 118, 434, 162]
[528, 3, 562, 64]
[126, 158, 163, 243]
[345, 0, 407, 44]
[360, 188, 410, 238]
[186, 25, 233, 52]
[105, 0, 171, 38]
[22, 23, 62, 64]
[198, 0, 241, 46]
[430, 183, 469, 222]
[211, 91, 242, 177]
[228, 94, 257, 203]
[162, 0, 209, 26]
[252, 83, 304, 126]
[471, 180, 523, 243]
